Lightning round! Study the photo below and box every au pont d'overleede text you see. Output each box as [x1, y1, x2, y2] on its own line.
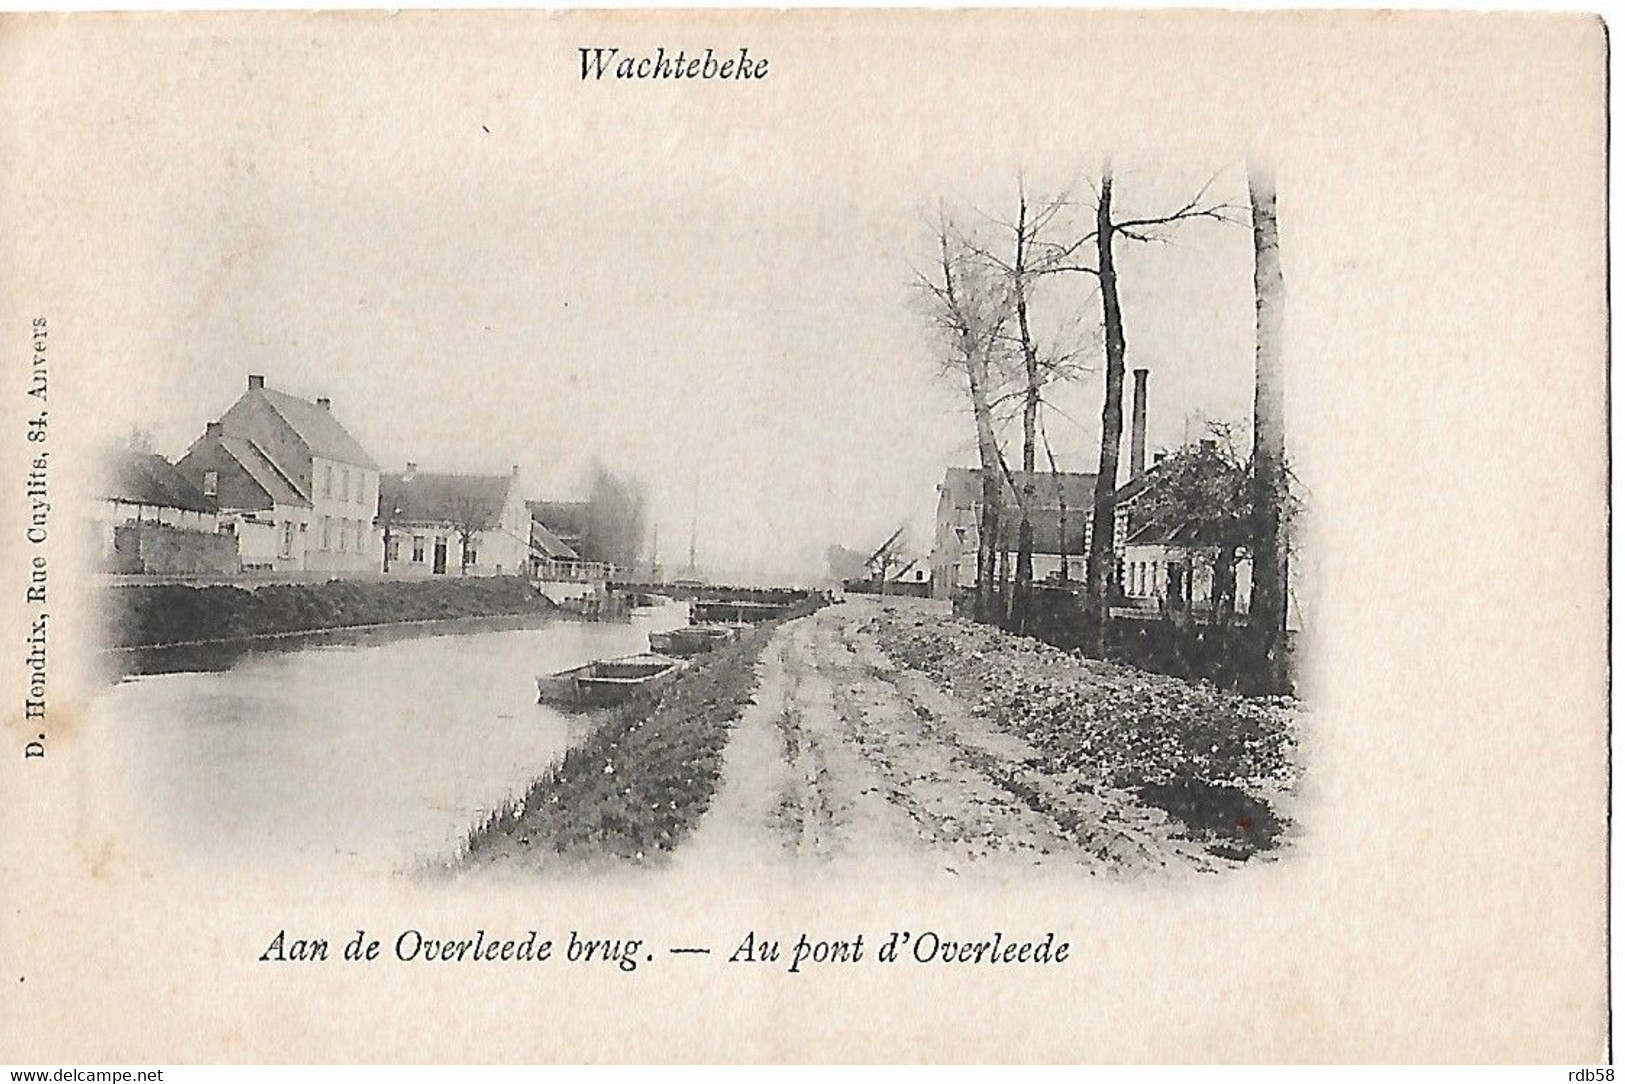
[259, 928, 1072, 973]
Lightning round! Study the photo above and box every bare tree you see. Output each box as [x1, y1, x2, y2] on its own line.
[583, 465, 650, 572]
[445, 494, 494, 576]
[1132, 423, 1251, 625]
[966, 182, 1093, 630]
[915, 209, 1014, 620]
[1246, 160, 1290, 691]
[922, 166, 1235, 639]
[1071, 162, 1241, 652]
[378, 499, 404, 573]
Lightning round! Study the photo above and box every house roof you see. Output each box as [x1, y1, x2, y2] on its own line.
[529, 519, 580, 559]
[101, 449, 218, 514]
[989, 513, 1090, 556]
[250, 387, 379, 469]
[1112, 468, 1161, 507]
[217, 436, 310, 507]
[1126, 517, 1204, 548]
[380, 471, 515, 528]
[526, 499, 589, 538]
[940, 466, 1100, 510]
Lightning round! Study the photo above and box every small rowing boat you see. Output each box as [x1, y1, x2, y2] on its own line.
[648, 624, 737, 657]
[535, 652, 683, 708]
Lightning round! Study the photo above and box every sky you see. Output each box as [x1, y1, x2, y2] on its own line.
[35, 14, 1260, 580]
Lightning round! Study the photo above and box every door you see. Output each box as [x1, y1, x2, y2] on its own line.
[433, 538, 447, 575]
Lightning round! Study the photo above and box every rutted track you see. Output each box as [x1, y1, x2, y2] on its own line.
[678, 599, 1225, 878]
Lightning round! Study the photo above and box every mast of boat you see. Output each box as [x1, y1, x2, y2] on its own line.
[686, 469, 699, 579]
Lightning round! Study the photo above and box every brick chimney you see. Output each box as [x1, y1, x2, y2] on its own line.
[205, 421, 223, 439]
[1130, 368, 1150, 480]
[247, 374, 265, 391]
[316, 397, 331, 411]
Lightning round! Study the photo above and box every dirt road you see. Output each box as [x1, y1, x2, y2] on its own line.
[678, 598, 1222, 879]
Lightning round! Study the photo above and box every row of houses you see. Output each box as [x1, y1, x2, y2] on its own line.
[97, 374, 597, 579]
[929, 369, 1255, 616]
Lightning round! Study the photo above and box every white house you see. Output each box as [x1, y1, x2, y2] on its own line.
[929, 466, 1103, 598]
[378, 464, 532, 576]
[179, 374, 382, 573]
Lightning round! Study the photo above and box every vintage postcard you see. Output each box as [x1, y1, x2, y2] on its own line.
[0, 8, 1608, 1065]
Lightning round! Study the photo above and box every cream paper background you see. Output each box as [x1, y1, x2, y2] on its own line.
[0, 10, 1607, 1063]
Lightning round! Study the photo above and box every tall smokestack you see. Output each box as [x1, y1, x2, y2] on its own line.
[1130, 368, 1149, 480]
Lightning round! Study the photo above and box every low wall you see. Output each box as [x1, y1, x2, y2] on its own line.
[103, 574, 558, 649]
[842, 578, 932, 598]
[111, 524, 239, 576]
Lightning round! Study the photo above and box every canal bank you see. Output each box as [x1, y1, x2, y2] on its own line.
[465, 597, 1301, 880]
[103, 574, 561, 648]
[460, 616, 793, 870]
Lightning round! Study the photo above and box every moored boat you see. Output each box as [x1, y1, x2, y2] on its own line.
[648, 624, 737, 657]
[691, 599, 793, 624]
[535, 652, 683, 708]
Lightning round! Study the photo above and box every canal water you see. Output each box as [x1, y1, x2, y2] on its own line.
[85, 600, 690, 878]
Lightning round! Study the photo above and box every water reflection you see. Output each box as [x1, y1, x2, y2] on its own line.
[86, 601, 689, 878]
[105, 613, 586, 679]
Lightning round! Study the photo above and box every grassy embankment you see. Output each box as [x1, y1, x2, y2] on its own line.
[104, 575, 558, 648]
[460, 620, 787, 870]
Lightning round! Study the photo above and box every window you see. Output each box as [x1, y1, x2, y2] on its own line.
[386, 537, 400, 562]
[281, 521, 294, 558]
[202, 470, 218, 497]
[322, 516, 332, 550]
[322, 464, 332, 498]
[342, 468, 351, 503]
[412, 536, 425, 563]
[465, 542, 479, 567]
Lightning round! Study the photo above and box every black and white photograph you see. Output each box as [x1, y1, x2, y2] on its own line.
[0, 8, 1607, 1066]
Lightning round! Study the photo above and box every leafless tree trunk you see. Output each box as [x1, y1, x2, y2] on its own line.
[919, 212, 1012, 621]
[1041, 416, 1068, 583]
[1246, 161, 1289, 691]
[1011, 186, 1040, 632]
[1212, 545, 1238, 628]
[1083, 164, 1127, 651]
[446, 495, 494, 578]
[1070, 162, 1238, 654]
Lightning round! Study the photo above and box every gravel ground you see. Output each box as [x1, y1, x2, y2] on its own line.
[862, 599, 1302, 862]
[675, 597, 1301, 879]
